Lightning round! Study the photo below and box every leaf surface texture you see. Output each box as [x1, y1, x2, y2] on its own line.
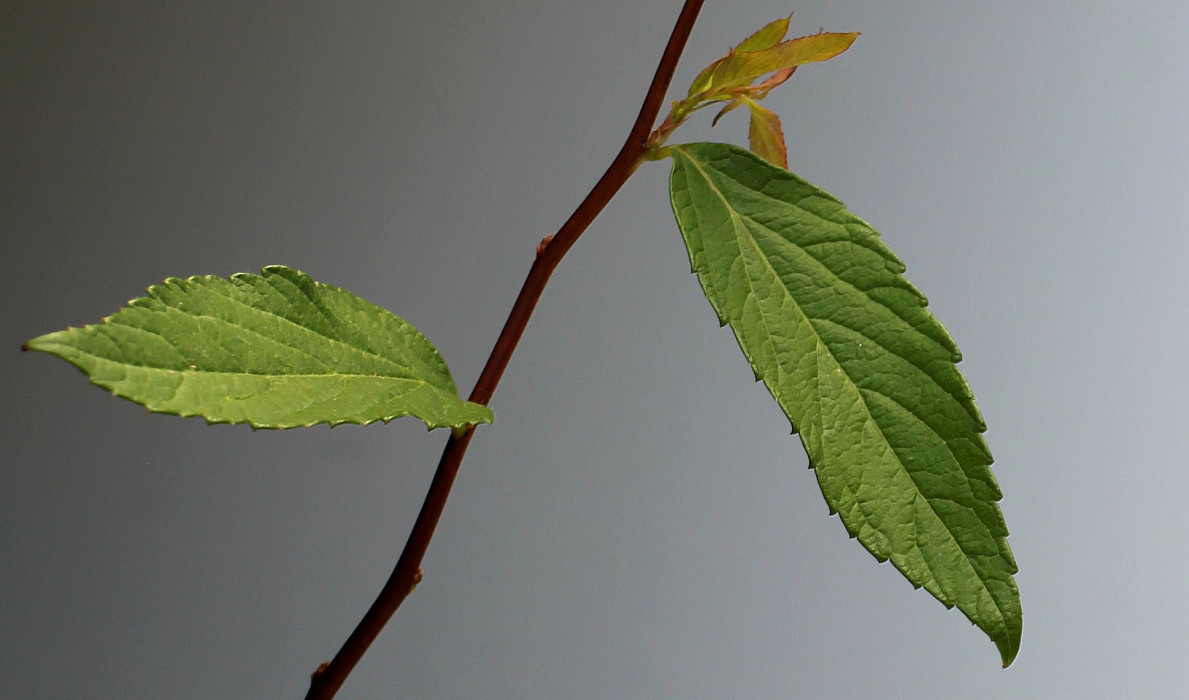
[668, 142, 1020, 665]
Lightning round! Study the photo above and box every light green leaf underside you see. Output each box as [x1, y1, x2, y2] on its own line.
[667, 142, 1020, 666]
[26, 266, 492, 430]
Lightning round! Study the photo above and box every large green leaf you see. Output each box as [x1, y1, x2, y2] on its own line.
[25, 266, 492, 430]
[667, 142, 1020, 666]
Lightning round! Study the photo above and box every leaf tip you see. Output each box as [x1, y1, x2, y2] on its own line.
[22, 331, 64, 356]
[999, 641, 1019, 668]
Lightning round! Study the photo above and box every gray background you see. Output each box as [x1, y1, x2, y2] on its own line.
[4, 1, 1187, 698]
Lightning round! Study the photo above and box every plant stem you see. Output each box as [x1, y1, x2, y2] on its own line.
[304, 2, 705, 697]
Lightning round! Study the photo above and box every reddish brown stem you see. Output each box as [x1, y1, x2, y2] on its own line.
[304, 2, 705, 697]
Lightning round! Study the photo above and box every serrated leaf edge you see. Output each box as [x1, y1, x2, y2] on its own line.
[668, 144, 1020, 665]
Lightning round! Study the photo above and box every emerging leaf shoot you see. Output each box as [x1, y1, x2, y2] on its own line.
[686, 23, 856, 99]
[666, 142, 1021, 666]
[648, 17, 857, 168]
[25, 266, 493, 430]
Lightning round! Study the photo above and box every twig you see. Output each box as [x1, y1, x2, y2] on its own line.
[305, 1, 706, 697]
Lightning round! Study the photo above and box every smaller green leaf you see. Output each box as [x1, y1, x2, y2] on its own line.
[25, 266, 492, 430]
[744, 98, 788, 168]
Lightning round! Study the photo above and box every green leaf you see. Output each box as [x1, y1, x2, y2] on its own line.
[667, 142, 1020, 666]
[25, 266, 493, 430]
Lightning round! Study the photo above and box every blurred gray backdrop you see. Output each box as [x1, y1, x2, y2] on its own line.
[4, 1, 1187, 697]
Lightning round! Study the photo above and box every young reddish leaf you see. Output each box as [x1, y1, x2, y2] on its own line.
[702, 67, 795, 160]
[744, 99, 788, 168]
[751, 66, 797, 96]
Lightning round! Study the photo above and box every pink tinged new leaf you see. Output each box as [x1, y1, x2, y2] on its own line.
[745, 99, 788, 169]
[751, 66, 797, 97]
[707, 66, 797, 131]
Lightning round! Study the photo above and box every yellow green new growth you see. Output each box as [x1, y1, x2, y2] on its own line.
[646, 16, 858, 168]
